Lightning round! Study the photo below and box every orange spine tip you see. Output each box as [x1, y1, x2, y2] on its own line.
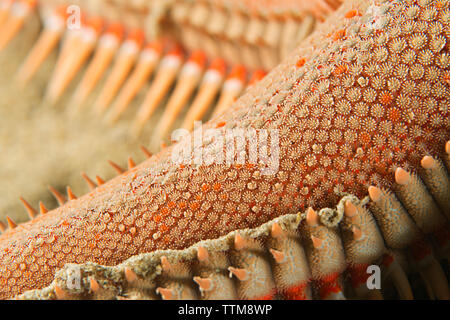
[311, 235, 323, 249]
[54, 285, 67, 300]
[269, 248, 286, 264]
[95, 176, 105, 186]
[343, 201, 357, 218]
[105, 22, 125, 41]
[227, 64, 247, 82]
[6, 216, 17, 229]
[39, 201, 48, 214]
[124, 267, 138, 284]
[188, 50, 207, 68]
[166, 45, 184, 58]
[25, 0, 38, 8]
[249, 70, 267, 85]
[421, 156, 436, 169]
[368, 186, 382, 202]
[140, 145, 152, 159]
[127, 157, 136, 170]
[126, 29, 145, 48]
[156, 287, 174, 300]
[107, 160, 125, 175]
[395, 168, 411, 185]
[81, 173, 97, 191]
[145, 41, 164, 55]
[54, 5, 69, 19]
[234, 233, 246, 250]
[306, 207, 319, 227]
[193, 277, 213, 292]
[66, 187, 77, 201]
[208, 58, 227, 75]
[228, 267, 249, 281]
[352, 226, 364, 241]
[89, 278, 100, 293]
[85, 16, 105, 35]
[48, 186, 66, 206]
[160, 256, 172, 272]
[197, 245, 209, 262]
[19, 197, 37, 219]
[271, 222, 284, 238]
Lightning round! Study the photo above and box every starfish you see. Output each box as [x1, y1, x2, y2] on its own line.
[0, 0, 449, 300]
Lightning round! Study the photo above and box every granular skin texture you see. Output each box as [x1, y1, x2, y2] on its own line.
[0, 0, 449, 299]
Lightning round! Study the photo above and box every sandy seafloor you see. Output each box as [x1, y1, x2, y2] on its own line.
[0, 15, 184, 223]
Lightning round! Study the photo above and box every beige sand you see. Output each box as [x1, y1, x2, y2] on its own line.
[0, 15, 173, 223]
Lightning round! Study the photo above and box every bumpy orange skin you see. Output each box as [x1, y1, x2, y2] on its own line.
[0, 0, 449, 298]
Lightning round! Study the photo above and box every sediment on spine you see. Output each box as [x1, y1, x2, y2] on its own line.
[15, 195, 368, 300]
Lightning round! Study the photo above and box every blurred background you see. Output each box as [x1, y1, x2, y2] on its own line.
[0, 16, 166, 224]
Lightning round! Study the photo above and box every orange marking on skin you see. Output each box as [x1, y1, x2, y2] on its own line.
[345, 9, 361, 19]
[282, 283, 309, 300]
[216, 122, 226, 128]
[153, 215, 162, 223]
[296, 58, 306, 68]
[333, 64, 348, 76]
[349, 264, 370, 288]
[253, 293, 276, 300]
[333, 29, 346, 41]
[317, 273, 342, 299]
[201, 183, 210, 192]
